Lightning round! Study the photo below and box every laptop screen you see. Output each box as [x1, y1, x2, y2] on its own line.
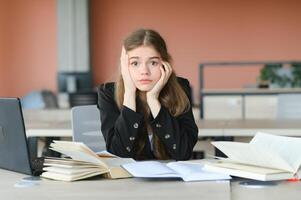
[0, 98, 32, 175]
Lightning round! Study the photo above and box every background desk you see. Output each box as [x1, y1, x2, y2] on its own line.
[23, 110, 301, 158]
[1, 169, 301, 200]
[24, 109, 72, 137]
[25, 121, 71, 137]
[24, 115, 301, 138]
[197, 119, 301, 137]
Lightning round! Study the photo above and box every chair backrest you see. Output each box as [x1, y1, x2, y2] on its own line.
[69, 91, 98, 108]
[277, 94, 301, 119]
[71, 105, 106, 152]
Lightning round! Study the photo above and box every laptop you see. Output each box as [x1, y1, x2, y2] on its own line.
[0, 98, 43, 176]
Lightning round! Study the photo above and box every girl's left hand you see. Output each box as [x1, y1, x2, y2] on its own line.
[146, 61, 172, 100]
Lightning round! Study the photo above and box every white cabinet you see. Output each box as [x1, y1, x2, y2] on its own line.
[201, 89, 301, 119]
[245, 95, 278, 119]
[203, 96, 243, 119]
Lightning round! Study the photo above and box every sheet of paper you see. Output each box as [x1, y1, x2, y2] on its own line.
[122, 161, 231, 181]
[167, 162, 231, 181]
[122, 161, 180, 178]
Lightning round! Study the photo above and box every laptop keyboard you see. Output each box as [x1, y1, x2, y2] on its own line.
[31, 157, 45, 176]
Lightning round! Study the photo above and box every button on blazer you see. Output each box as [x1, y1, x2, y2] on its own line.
[97, 77, 198, 160]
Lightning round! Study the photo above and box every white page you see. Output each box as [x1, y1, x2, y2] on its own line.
[44, 163, 100, 169]
[96, 150, 119, 158]
[212, 141, 293, 172]
[250, 132, 301, 173]
[52, 141, 100, 158]
[49, 147, 107, 167]
[166, 162, 231, 181]
[122, 161, 180, 178]
[41, 170, 103, 181]
[50, 141, 110, 167]
[103, 157, 135, 167]
[43, 166, 104, 175]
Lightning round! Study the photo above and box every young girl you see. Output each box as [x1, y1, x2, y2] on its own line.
[97, 29, 198, 160]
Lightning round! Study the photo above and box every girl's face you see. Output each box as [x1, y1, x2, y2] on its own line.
[127, 45, 162, 92]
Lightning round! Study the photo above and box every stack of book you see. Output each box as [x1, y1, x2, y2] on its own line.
[41, 141, 134, 181]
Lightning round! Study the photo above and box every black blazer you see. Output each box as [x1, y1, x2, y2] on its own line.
[97, 77, 198, 160]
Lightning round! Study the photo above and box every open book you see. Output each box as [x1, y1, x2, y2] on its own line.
[41, 141, 135, 181]
[122, 161, 231, 182]
[203, 132, 301, 181]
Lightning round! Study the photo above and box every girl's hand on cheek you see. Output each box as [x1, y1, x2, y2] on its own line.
[147, 61, 172, 100]
[120, 47, 136, 95]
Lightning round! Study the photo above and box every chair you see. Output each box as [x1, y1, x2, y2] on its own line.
[71, 105, 106, 152]
[277, 94, 301, 119]
[69, 91, 98, 108]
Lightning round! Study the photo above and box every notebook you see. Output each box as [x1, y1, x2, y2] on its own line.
[0, 98, 43, 176]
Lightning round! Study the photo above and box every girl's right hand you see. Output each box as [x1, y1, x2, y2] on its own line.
[120, 46, 136, 94]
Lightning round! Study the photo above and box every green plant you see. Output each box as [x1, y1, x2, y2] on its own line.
[291, 63, 301, 87]
[259, 63, 301, 88]
[259, 63, 282, 83]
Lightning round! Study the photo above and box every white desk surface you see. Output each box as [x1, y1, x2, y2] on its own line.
[25, 119, 301, 138]
[0, 169, 230, 200]
[230, 180, 301, 200]
[25, 121, 72, 137]
[23, 109, 301, 138]
[1, 169, 301, 200]
[197, 119, 301, 137]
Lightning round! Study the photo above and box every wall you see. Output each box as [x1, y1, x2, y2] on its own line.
[1, 0, 301, 103]
[90, 0, 301, 103]
[0, 0, 8, 94]
[0, 0, 56, 97]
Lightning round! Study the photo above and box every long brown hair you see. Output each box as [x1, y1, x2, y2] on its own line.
[115, 29, 190, 160]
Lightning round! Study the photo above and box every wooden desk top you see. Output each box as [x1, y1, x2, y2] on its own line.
[23, 109, 301, 137]
[197, 119, 301, 137]
[231, 179, 301, 200]
[0, 169, 230, 200]
[24, 119, 301, 138]
[202, 88, 301, 94]
[23, 109, 72, 137]
[1, 169, 301, 200]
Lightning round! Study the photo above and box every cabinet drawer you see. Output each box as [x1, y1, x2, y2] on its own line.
[245, 95, 277, 119]
[203, 96, 242, 119]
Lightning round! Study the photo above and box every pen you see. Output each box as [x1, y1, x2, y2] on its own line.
[287, 177, 299, 182]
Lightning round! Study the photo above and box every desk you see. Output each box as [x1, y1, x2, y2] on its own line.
[25, 121, 72, 137]
[23, 109, 72, 137]
[23, 109, 301, 138]
[197, 119, 301, 137]
[231, 180, 301, 200]
[221, 119, 301, 136]
[0, 169, 230, 200]
[24, 118, 301, 138]
[1, 169, 301, 200]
